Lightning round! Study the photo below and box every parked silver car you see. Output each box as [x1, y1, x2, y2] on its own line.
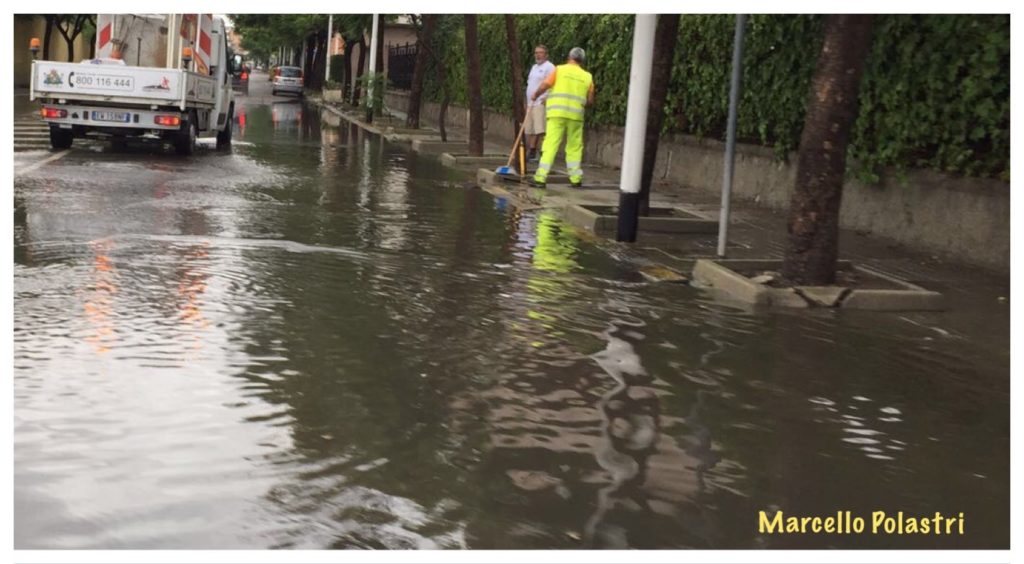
[272, 66, 304, 97]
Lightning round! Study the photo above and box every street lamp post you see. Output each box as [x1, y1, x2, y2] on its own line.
[616, 14, 658, 243]
[366, 14, 380, 121]
[717, 14, 748, 257]
[326, 14, 333, 83]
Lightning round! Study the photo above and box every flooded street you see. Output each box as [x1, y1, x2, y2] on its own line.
[13, 79, 1009, 549]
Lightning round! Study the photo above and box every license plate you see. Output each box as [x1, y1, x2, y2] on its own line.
[92, 111, 130, 123]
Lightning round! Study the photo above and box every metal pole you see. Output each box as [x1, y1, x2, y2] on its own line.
[166, 15, 174, 68]
[326, 14, 333, 82]
[367, 14, 380, 113]
[717, 14, 747, 257]
[616, 14, 658, 243]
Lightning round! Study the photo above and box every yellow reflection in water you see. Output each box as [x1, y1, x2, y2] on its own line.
[522, 212, 580, 347]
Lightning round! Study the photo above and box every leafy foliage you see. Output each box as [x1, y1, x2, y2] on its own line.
[329, 54, 346, 83]
[850, 15, 1010, 180]
[415, 14, 1008, 179]
[356, 73, 386, 115]
[231, 14, 329, 62]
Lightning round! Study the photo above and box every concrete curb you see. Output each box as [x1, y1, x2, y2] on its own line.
[476, 168, 577, 187]
[841, 265, 946, 311]
[564, 204, 719, 236]
[412, 140, 468, 154]
[384, 125, 438, 135]
[383, 132, 443, 143]
[691, 259, 945, 311]
[439, 153, 509, 168]
[319, 104, 398, 136]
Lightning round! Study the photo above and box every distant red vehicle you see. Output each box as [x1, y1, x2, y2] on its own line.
[231, 64, 250, 95]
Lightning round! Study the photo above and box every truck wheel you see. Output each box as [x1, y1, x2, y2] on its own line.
[49, 126, 73, 150]
[174, 118, 197, 156]
[216, 105, 233, 149]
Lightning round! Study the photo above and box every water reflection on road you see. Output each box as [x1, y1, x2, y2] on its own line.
[13, 96, 1009, 549]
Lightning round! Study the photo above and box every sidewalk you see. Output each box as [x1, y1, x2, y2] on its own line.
[314, 96, 1010, 354]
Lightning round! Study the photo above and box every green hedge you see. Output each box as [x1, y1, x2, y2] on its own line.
[418, 14, 1008, 180]
[329, 54, 346, 83]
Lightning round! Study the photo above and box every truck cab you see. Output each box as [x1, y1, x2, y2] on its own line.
[30, 14, 236, 155]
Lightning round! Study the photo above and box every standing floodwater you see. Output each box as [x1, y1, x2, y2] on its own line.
[14, 84, 1008, 549]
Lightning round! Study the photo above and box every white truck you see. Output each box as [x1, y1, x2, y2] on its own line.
[30, 14, 236, 155]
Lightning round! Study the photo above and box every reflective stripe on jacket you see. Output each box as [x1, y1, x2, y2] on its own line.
[546, 63, 593, 121]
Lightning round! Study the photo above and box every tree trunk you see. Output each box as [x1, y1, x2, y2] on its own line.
[55, 19, 75, 62]
[312, 31, 327, 91]
[406, 14, 435, 129]
[58, 16, 86, 62]
[308, 34, 319, 88]
[352, 39, 366, 106]
[341, 40, 353, 101]
[504, 15, 526, 127]
[639, 15, 680, 216]
[308, 35, 316, 86]
[43, 16, 54, 60]
[439, 78, 451, 143]
[780, 15, 874, 285]
[417, 21, 449, 141]
[303, 34, 313, 89]
[464, 15, 484, 156]
[320, 32, 329, 88]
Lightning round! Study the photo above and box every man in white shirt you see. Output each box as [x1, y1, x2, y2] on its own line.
[524, 45, 555, 161]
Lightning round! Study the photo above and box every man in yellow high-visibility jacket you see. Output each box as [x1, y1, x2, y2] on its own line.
[528, 47, 595, 189]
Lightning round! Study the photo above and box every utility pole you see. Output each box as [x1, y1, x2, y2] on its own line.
[326, 14, 333, 82]
[717, 15, 747, 257]
[366, 14, 380, 122]
[616, 14, 657, 243]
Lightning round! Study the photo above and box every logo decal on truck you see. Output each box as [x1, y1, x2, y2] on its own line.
[43, 69, 64, 86]
[143, 77, 172, 91]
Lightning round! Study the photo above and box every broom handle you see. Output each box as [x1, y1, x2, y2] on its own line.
[506, 105, 532, 167]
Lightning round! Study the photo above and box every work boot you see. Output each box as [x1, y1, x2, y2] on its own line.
[527, 149, 538, 162]
[570, 180, 583, 188]
[529, 178, 547, 189]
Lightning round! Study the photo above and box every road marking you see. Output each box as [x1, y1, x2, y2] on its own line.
[15, 150, 71, 176]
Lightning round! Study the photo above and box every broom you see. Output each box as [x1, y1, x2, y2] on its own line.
[496, 105, 533, 176]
